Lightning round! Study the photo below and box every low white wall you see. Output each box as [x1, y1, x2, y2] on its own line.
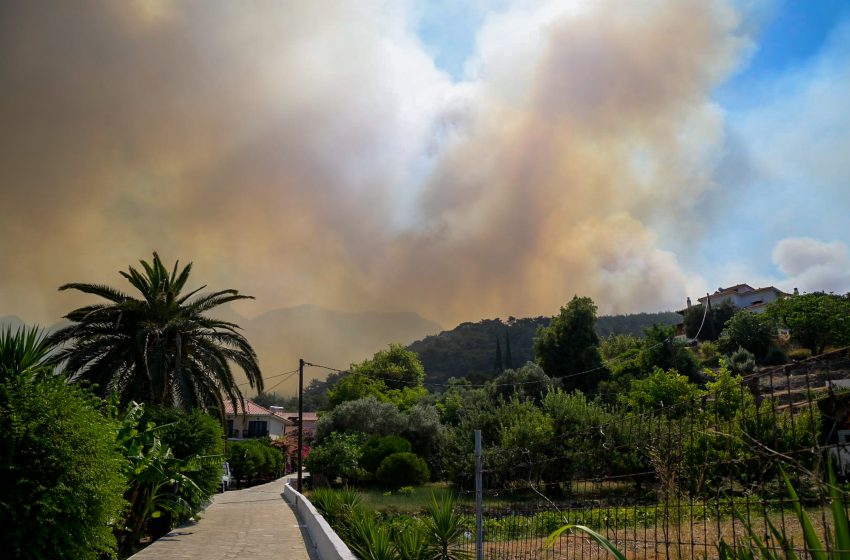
[284, 482, 358, 560]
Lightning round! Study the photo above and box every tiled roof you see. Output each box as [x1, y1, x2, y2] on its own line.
[222, 400, 294, 424]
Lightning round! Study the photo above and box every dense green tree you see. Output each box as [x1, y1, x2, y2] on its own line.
[315, 396, 408, 443]
[683, 300, 737, 341]
[489, 362, 555, 404]
[599, 333, 642, 360]
[622, 367, 703, 418]
[328, 344, 427, 410]
[0, 327, 127, 560]
[767, 292, 850, 355]
[327, 374, 388, 408]
[351, 343, 425, 390]
[639, 324, 701, 382]
[718, 310, 776, 359]
[534, 296, 607, 392]
[49, 253, 263, 412]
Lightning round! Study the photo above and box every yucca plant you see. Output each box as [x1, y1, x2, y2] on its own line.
[426, 492, 471, 560]
[394, 524, 430, 560]
[346, 509, 399, 560]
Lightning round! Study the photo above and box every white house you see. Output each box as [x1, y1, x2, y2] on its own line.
[695, 284, 790, 314]
[223, 399, 294, 440]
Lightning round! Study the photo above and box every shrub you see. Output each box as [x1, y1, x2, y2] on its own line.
[377, 452, 430, 488]
[228, 439, 282, 482]
[788, 348, 813, 361]
[361, 435, 412, 474]
[763, 345, 788, 365]
[304, 432, 367, 485]
[0, 373, 127, 559]
[315, 396, 408, 443]
[727, 347, 756, 376]
[698, 341, 721, 367]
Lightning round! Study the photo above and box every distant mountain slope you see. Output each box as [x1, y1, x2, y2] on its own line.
[596, 311, 681, 337]
[409, 311, 681, 385]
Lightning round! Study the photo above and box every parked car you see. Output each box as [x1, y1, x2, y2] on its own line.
[220, 461, 232, 492]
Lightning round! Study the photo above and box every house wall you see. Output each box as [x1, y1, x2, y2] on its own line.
[227, 415, 287, 439]
[706, 289, 783, 311]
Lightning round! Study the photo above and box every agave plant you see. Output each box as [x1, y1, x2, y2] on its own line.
[0, 325, 55, 380]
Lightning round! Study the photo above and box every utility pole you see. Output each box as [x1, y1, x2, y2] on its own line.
[706, 293, 715, 340]
[297, 358, 304, 493]
[475, 430, 483, 560]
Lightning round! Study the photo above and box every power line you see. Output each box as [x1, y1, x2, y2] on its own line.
[236, 367, 299, 388]
[303, 337, 674, 390]
[263, 369, 299, 393]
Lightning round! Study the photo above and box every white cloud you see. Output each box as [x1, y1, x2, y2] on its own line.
[772, 237, 850, 294]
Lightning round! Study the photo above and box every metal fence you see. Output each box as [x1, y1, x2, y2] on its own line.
[455, 349, 850, 559]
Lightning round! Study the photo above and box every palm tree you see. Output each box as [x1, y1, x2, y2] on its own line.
[48, 253, 263, 413]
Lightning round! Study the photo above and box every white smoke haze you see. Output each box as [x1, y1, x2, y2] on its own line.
[0, 0, 799, 330]
[772, 238, 850, 295]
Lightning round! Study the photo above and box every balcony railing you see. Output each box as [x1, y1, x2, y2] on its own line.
[227, 429, 269, 439]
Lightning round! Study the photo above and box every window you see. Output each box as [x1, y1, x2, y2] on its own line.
[247, 420, 268, 438]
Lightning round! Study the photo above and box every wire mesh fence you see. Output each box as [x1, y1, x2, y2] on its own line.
[450, 349, 850, 559]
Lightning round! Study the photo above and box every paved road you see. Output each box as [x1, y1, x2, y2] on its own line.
[130, 478, 317, 560]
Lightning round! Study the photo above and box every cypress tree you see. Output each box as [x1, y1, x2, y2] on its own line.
[494, 337, 503, 372]
[504, 329, 513, 370]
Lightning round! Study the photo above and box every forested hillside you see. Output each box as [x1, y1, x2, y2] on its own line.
[409, 311, 680, 384]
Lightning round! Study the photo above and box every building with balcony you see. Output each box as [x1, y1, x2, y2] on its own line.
[223, 399, 294, 440]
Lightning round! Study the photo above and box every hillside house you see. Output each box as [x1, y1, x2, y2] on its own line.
[675, 283, 791, 338]
[223, 399, 293, 440]
[277, 411, 318, 438]
[696, 284, 790, 314]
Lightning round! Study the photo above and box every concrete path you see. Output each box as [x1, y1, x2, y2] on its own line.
[130, 478, 317, 560]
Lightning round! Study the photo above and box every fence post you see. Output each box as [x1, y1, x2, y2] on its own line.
[475, 429, 483, 560]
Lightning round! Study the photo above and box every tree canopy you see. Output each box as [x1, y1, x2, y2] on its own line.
[683, 300, 736, 341]
[533, 296, 606, 393]
[767, 292, 850, 355]
[48, 252, 263, 413]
